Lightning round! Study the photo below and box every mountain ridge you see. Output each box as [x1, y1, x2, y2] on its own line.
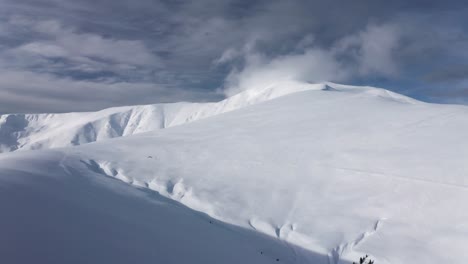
[0, 81, 421, 153]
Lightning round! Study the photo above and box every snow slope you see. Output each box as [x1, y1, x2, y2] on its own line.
[0, 151, 321, 264]
[1, 82, 468, 264]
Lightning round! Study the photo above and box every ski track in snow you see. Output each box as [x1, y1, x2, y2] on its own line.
[334, 166, 468, 190]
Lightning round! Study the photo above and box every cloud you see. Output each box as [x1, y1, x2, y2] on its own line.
[9, 18, 159, 68]
[0, 69, 217, 114]
[222, 49, 345, 96]
[1, 0, 468, 113]
[335, 23, 401, 76]
[0, 16, 217, 113]
[220, 23, 403, 96]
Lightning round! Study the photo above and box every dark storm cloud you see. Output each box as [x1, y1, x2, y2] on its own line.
[0, 0, 467, 113]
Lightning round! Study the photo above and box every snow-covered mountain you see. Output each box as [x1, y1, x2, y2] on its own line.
[1, 81, 467, 264]
[0, 81, 320, 152]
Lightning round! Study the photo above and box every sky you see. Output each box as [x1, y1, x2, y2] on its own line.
[0, 0, 467, 113]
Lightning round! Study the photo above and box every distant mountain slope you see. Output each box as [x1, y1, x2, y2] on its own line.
[1, 82, 467, 264]
[0, 81, 415, 152]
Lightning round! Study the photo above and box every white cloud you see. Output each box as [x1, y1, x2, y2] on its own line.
[14, 19, 159, 66]
[221, 23, 403, 96]
[223, 49, 346, 96]
[214, 48, 242, 65]
[17, 42, 69, 57]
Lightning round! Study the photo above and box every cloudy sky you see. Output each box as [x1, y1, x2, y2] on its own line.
[0, 0, 467, 113]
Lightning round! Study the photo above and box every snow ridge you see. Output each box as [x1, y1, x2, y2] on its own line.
[0, 81, 419, 153]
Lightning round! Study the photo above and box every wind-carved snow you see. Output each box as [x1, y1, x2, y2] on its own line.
[1, 81, 467, 264]
[79, 158, 218, 217]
